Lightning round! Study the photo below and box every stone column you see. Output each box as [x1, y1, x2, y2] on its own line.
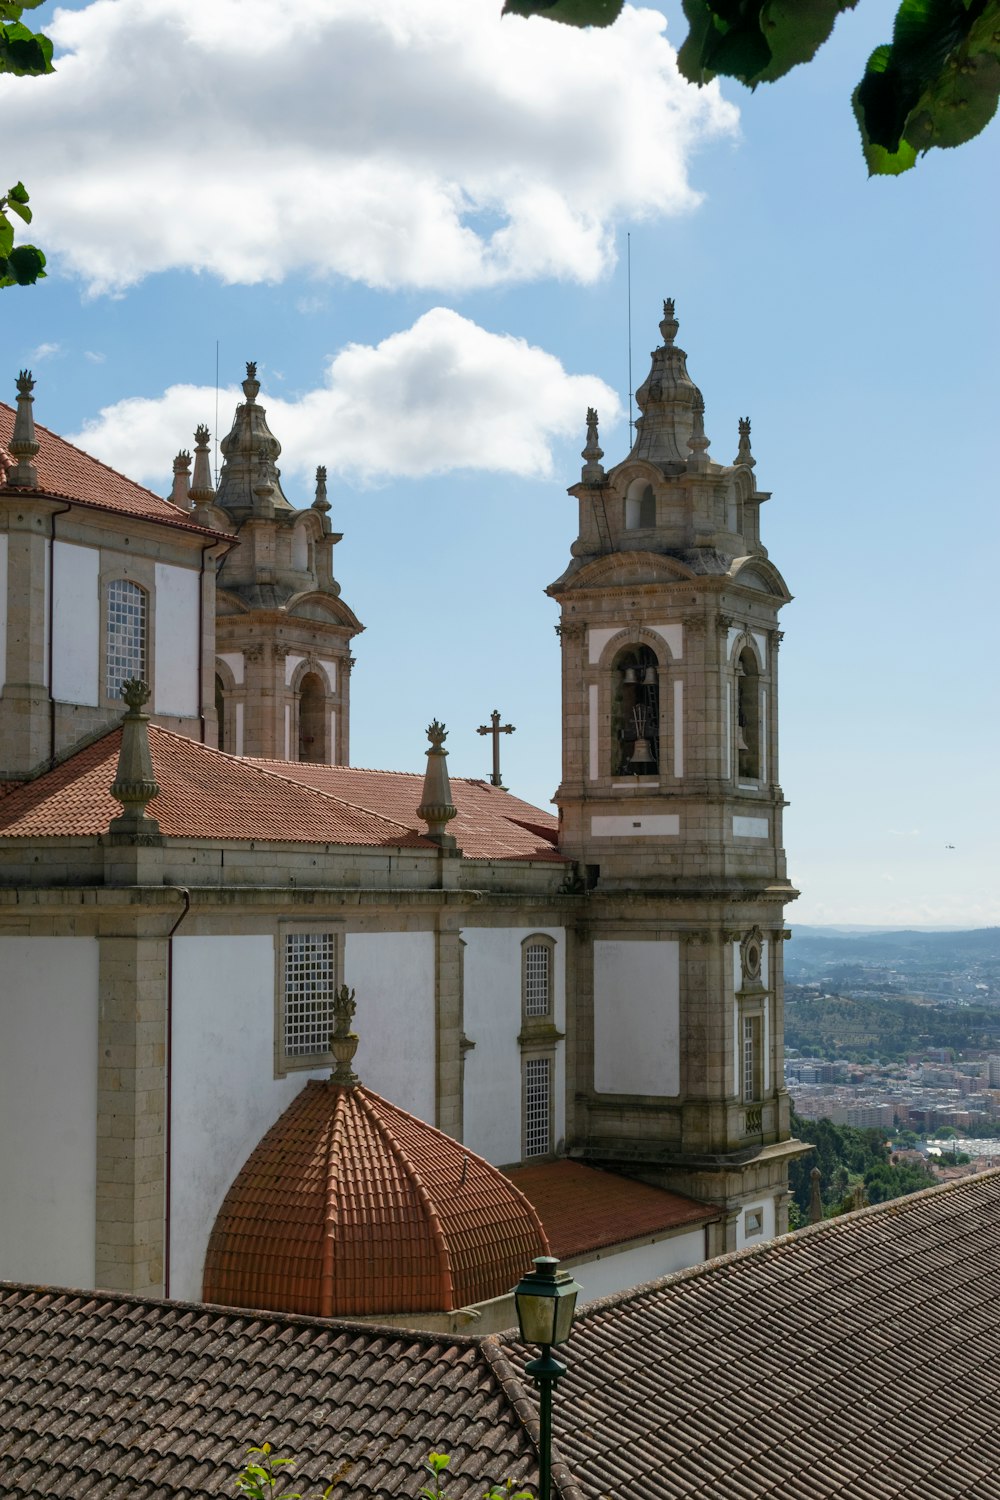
[434, 919, 465, 1139]
[0, 506, 53, 779]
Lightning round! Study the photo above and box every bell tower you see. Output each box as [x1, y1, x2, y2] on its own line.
[552, 302, 806, 1251]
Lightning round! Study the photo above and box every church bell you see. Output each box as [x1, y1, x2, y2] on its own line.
[630, 737, 654, 766]
[622, 666, 640, 684]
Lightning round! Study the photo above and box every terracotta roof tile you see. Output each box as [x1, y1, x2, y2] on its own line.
[505, 1162, 717, 1259]
[204, 1081, 548, 1317]
[0, 403, 229, 539]
[0, 730, 564, 860]
[0, 1284, 543, 1500]
[247, 760, 563, 862]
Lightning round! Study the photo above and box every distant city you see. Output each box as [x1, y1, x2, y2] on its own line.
[786, 927, 1000, 1161]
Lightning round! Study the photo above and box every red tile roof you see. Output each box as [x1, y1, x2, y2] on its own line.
[248, 759, 563, 861]
[0, 728, 565, 859]
[505, 1162, 716, 1259]
[0, 403, 229, 539]
[204, 1081, 548, 1318]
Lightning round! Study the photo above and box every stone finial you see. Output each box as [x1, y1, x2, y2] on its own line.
[581, 407, 605, 483]
[329, 984, 360, 1087]
[253, 443, 274, 506]
[659, 298, 679, 346]
[243, 361, 260, 402]
[809, 1166, 823, 1225]
[7, 369, 40, 487]
[734, 416, 755, 469]
[109, 679, 161, 834]
[686, 392, 712, 471]
[170, 449, 192, 509]
[312, 464, 331, 515]
[189, 424, 215, 506]
[417, 720, 459, 849]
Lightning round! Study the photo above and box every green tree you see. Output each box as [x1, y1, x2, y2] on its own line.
[503, 0, 1000, 177]
[1, 0, 52, 287]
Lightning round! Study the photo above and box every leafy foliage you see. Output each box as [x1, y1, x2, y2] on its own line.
[788, 1109, 936, 1219]
[0, 0, 51, 289]
[502, 0, 1000, 175]
[233, 1442, 334, 1500]
[785, 986, 1000, 1062]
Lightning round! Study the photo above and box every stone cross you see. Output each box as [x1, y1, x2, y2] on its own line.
[477, 709, 515, 788]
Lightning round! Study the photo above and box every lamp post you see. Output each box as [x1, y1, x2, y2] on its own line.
[513, 1256, 582, 1500]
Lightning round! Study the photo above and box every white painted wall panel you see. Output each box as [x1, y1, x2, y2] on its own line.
[0, 936, 99, 1287]
[588, 684, 598, 780]
[649, 622, 683, 659]
[345, 932, 436, 1121]
[594, 940, 679, 1096]
[284, 704, 291, 758]
[733, 816, 769, 839]
[736, 1195, 776, 1250]
[751, 631, 768, 669]
[318, 659, 338, 691]
[673, 678, 683, 777]
[330, 710, 337, 763]
[218, 651, 244, 685]
[235, 702, 244, 755]
[285, 653, 305, 686]
[42, 537, 50, 688]
[588, 626, 619, 665]
[0, 533, 7, 692]
[572, 1226, 705, 1304]
[462, 927, 565, 1166]
[153, 562, 200, 716]
[170, 934, 329, 1301]
[52, 541, 99, 705]
[591, 815, 679, 837]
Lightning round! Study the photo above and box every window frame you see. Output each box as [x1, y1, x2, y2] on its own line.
[275, 921, 345, 1077]
[522, 1052, 553, 1160]
[522, 934, 555, 1022]
[104, 576, 149, 705]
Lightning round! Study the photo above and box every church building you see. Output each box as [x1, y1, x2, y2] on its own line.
[0, 304, 804, 1319]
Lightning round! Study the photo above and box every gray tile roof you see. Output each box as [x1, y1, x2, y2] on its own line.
[6, 1171, 1000, 1499]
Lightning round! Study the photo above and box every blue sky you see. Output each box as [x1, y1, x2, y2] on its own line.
[3, 0, 997, 925]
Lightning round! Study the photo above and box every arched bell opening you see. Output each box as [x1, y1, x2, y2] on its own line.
[611, 645, 660, 776]
[215, 674, 227, 752]
[736, 647, 761, 781]
[298, 671, 327, 763]
[624, 478, 656, 531]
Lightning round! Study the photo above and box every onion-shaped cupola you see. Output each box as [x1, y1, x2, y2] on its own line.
[203, 987, 549, 1318]
[214, 361, 294, 517]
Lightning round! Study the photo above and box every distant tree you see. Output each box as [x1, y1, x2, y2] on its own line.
[504, 0, 1000, 177]
[1, 0, 53, 288]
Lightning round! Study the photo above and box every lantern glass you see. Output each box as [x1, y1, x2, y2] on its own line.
[513, 1257, 581, 1348]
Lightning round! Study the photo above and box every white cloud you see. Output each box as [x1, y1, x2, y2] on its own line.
[31, 342, 61, 361]
[84, 350, 106, 364]
[4, 0, 738, 293]
[68, 307, 621, 484]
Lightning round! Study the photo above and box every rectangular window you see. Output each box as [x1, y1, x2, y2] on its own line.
[743, 1014, 762, 1103]
[524, 1056, 551, 1158]
[524, 943, 551, 1018]
[284, 931, 337, 1058]
[745, 1208, 764, 1238]
[106, 579, 147, 699]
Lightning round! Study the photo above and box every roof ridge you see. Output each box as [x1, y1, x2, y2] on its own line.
[353, 1086, 455, 1312]
[0, 403, 169, 510]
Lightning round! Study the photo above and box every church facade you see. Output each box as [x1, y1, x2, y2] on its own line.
[0, 306, 804, 1313]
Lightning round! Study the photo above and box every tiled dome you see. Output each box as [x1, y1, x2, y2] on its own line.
[203, 1079, 549, 1318]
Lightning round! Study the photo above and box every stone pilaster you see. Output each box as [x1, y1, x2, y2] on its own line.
[0, 503, 55, 780]
[434, 920, 464, 1139]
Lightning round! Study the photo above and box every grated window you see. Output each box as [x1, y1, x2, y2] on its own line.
[524, 1056, 551, 1158]
[106, 580, 147, 699]
[284, 932, 337, 1057]
[743, 1014, 759, 1104]
[524, 943, 551, 1017]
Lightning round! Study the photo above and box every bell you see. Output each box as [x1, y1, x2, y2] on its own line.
[622, 666, 639, 684]
[642, 664, 658, 685]
[630, 737, 654, 766]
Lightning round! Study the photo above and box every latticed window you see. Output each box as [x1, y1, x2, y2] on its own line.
[524, 1056, 551, 1158]
[284, 932, 337, 1057]
[106, 580, 147, 699]
[524, 943, 551, 1018]
[743, 1014, 761, 1103]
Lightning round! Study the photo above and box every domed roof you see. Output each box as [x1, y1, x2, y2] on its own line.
[203, 1078, 549, 1319]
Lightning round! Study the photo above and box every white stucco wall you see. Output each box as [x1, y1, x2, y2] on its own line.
[462, 927, 566, 1167]
[571, 1225, 706, 1305]
[344, 932, 436, 1120]
[52, 540, 99, 705]
[736, 1194, 776, 1250]
[0, 532, 7, 691]
[169, 934, 330, 1302]
[594, 939, 680, 1096]
[0, 936, 99, 1287]
[153, 561, 200, 716]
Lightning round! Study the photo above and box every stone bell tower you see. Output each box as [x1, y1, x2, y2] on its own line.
[551, 301, 806, 1252]
[183, 363, 363, 763]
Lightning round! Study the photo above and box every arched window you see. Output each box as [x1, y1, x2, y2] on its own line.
[624, 479, 656, 530]
[298, 671, 326, 763]
[736, 647, 761, 781]
[106, 579, 147, 700]
[291, 524, 309, 571]
[611, 644, 659, 776]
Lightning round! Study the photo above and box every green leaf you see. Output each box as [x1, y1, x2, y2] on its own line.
[7, 180, 29, 203]
[677, 0, 719, 83]
[6, 195, 30, 224]
[0, 212, 13, 258]
[754, 0, 860, 83]
[0, 19, 54, 74]
[904, 45, 1000, 148]
[501, 0, 624, 27]
[0, 244, 45, 285]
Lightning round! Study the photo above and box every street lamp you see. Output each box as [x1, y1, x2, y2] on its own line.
[513, 1256, 582, 1500]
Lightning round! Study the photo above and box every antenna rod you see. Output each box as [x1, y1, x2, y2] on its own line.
[627, 232, 634, 442]
[214, 340, 220, 487]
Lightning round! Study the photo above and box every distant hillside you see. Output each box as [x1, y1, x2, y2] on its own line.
[787, 926, 1000, 967]
[785, 988, 1000, 1062]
